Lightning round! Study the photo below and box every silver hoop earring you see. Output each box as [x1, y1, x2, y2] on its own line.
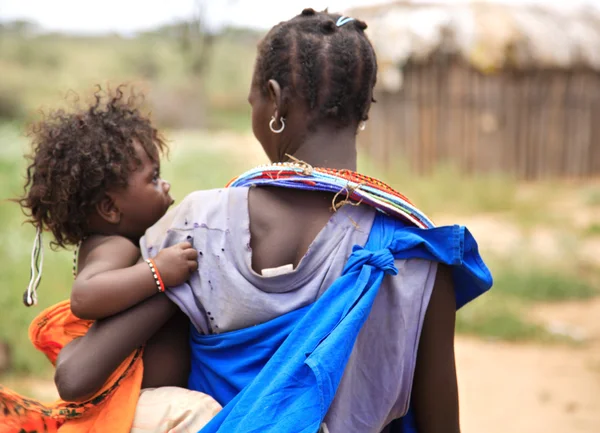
[359, 121, 366, 131]
[269, 116, 285, 134]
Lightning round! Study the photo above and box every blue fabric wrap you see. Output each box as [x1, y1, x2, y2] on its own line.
[188, 304, 311, 406]
[189, 214, 492, 433]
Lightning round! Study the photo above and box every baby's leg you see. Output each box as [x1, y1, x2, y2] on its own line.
[130, 386, 221, 432]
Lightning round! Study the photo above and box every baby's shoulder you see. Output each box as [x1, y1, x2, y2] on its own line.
[79, 234, 139, 266]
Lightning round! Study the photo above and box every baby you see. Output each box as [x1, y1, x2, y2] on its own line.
[16, 86, 220, 432]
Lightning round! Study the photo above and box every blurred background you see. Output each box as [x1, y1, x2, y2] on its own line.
[1, 1, 599, 432]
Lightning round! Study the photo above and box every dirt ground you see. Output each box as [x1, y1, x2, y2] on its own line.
[458, 297, 600, 433]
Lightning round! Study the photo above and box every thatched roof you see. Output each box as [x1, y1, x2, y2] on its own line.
[347, 1, 600, 91]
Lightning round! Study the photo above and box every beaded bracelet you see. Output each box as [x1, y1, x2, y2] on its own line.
[145, 258, 165, 293]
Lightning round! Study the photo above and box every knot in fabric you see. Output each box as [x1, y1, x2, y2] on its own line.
[346, 245, 398, 276]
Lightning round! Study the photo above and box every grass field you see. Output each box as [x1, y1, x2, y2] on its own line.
[0, 28, 257, 130]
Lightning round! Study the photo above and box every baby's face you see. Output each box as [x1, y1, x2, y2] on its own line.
[112, 141, 174, 239]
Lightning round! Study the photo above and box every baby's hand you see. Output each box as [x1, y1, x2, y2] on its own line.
[152, 242, 198, 288]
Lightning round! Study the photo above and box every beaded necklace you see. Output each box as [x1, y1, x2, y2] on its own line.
[72, 241, 82, 279]
[227, 161, 434, 229]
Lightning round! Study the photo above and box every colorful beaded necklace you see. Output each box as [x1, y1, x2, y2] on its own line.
[227, 162, 434, 229]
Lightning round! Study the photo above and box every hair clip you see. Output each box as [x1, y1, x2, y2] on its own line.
[336, 16, 355, 27]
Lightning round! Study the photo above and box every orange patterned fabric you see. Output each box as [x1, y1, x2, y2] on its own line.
[0, 300, 144, 433]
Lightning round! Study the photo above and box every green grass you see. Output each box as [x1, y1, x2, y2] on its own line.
[357, 155, 567, 230]
[584, 223, 600, 236]
[358, 155, 520, 215]
[456, 293, 548, 342]
[206, 107, 252, 132]
[585, 186, 600, 206]
[455, 258, 598, 342]
[492, 266, 597, 302]
[0, 31, 258, 130]
[161, 131, 251, 195]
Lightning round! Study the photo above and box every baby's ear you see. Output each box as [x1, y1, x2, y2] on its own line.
[95, 193, 121, 224]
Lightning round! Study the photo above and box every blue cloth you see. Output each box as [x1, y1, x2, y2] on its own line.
[191, 214, 492, 433]
[189, 304, 311, 406]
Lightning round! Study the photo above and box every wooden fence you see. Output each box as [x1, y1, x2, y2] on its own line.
[360, 57, 600, 180]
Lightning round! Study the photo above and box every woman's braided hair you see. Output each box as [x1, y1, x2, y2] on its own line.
[253, 8, 377, 128]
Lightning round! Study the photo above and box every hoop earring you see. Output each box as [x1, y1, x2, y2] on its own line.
[359, 121, 366, 131]
[269, 116, 285, 134]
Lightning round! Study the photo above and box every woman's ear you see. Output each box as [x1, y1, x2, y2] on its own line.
[95, 194, 121, 225]
[267, 79, 289, 119]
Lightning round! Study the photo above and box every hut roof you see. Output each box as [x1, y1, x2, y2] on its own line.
[347, 1, 600, 91]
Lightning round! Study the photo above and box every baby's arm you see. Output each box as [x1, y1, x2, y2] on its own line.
[70, 235, 198, 320]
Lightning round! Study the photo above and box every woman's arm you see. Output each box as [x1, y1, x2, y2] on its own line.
[410, 264, 461, 433]
[70, 235, 197, 320]
[55, 293, 177, 401]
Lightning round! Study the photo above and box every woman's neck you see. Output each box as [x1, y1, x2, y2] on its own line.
[284, 126, 358, 171]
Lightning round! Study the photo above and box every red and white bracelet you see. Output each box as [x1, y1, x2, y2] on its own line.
[145, 258, 165, 293]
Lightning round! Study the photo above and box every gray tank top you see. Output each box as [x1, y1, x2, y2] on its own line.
[141, 187, 437, 433]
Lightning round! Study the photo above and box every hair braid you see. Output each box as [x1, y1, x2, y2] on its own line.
[254, 8, 377, 128]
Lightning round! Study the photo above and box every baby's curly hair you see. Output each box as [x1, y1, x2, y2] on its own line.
[19, 85, 167, 249]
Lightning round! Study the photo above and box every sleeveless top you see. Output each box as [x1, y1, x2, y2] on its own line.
[141, 187, 440, 432]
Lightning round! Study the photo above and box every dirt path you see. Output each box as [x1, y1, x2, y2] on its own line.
[458, 298, 600, 433]
[457, 338, 600, 433]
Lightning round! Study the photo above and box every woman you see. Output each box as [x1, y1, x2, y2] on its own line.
[55, 9, 491, 433]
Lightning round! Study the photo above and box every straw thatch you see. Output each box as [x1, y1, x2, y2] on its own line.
[350, 1, 600, 91]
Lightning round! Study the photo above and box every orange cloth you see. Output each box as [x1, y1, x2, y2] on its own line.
[0, 300, 144, 433]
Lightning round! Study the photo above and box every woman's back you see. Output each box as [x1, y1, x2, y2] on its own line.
[141, 185, 442, 432]
[247, 187, 337, 272]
